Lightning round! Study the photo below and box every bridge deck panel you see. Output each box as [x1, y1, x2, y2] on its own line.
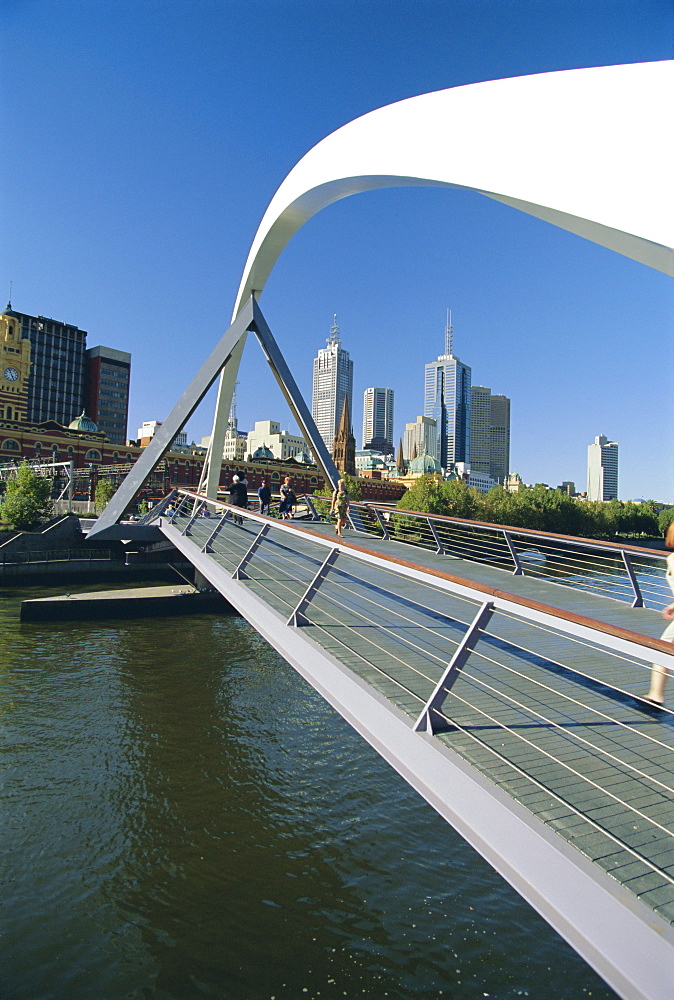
[164, 510, 674, 944]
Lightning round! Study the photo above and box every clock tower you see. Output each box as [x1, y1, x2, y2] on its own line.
[0, 303, 31, 423]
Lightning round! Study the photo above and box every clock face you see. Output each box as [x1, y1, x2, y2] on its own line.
[3, 366, 19, 383]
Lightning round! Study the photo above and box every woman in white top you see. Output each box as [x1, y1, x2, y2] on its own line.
[645, 520, 674, 706]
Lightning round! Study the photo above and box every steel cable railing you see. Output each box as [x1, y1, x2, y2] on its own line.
[326, 498, 671, 611]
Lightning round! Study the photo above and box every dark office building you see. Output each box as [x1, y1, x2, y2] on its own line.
[4, 306, 87, 426]
[85, 346, 131, 445]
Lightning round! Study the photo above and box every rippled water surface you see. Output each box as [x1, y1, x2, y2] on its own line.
[0, 581, 618, 1000]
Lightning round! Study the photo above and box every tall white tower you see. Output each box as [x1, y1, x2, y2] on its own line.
[362, 387, 394, 453]
[587, 434, 619, 500]
[311, 315, 353, 451]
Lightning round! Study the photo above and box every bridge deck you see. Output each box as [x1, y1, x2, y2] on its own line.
[160, 508, 674, 996]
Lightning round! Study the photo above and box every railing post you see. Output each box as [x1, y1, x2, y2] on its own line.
[202, 512, 230, 553]
[428, 517, 444, 555]
[373, 507, 390, 541]
[503, 530, 524, 576]
[621, 550, 644, 608]
[287, 547, 339, 627]
[182, 507, 201, 536]
[413, 601, 494, 735]
[304, 494, 321, 521]
[232, 523, 270, 580]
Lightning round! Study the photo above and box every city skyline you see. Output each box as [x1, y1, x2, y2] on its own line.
[1, 2, 671, 500]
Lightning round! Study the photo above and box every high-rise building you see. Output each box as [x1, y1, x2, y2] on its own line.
[469, 386, 511, 486]
[469, 386, 492, 476]
[3, 303, 88, 425]
[403, 415, 438, 462]
[312, 315, 353, 452]
[85, 346, 131, 445]
[489, 393, 511, 486]
[424, 313, 471, 469]
[587, 434, 619, 500]
[0, 302, 131, 442]
[362, 387, 394, 453]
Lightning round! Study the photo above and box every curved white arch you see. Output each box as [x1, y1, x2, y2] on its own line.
[233, 60, 673, 319]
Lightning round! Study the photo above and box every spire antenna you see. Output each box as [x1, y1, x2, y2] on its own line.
[444, 308, 453, 357]
[327, 313, 341, 347]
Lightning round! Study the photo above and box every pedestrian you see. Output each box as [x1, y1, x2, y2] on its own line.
[329, 479, 349, 539]
[645, 520, 674, 707]
[258, 478, 272, 516]
[228, 474, 248, 525]
[279, 476, 296, 519]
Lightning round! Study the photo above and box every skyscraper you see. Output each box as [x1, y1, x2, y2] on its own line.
[424, 313, 471, 469]
[489, 393, 511, 486]
[312, 315, 353, 452]
[3, 303, 87, 426]
[470, 386, 511, 485]
[362, 387, 394, 453]
[587, 434, 619, 501]
[85, 346, 131, 445]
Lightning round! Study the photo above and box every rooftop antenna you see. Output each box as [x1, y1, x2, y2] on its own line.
[6, 281, 12, 309]
[444, 308, 453, 357]
[327, 313, 341, 347]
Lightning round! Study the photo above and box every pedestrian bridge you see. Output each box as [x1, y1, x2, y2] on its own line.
[142, 489, 674, 1000]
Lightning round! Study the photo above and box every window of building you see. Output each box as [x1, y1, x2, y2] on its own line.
[2, 439, 20, 451]
[67, 447, 74, 459]
[85, 449, 101, 461]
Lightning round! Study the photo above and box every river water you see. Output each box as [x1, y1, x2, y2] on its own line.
[0, 580, 617, 1000]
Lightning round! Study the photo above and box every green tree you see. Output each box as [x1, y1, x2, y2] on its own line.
[658, 507, 674, 537]
[0, 462, 53, 530]
[95, 478, 117, 513]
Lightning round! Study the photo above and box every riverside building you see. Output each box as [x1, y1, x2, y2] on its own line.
[1, 301, 130, 441]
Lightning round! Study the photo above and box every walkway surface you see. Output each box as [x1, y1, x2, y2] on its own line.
[159, 507, 674, 998]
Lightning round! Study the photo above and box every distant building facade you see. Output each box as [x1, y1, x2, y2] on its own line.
[587, 434, 619, 501]
[85, 345, 131, 445]
[424, 315, 471, 469]
[470, 386, 511, 486]
[137, 420, 188, 450]
[312, 315, 353, 451]
[362, 387, 394, 453]
[1, 302, 130, 440]
[246, 420, 307, 462]
[403, 415, 438, 462]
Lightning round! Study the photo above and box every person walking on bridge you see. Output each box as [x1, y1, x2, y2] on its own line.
[257, 479, 272, 516]
[228, 475, 248, 526]
[330, 479, 349, 539]
[645, 520, 674, 707]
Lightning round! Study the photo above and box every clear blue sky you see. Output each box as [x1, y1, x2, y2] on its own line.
[1, 0, 672, 500]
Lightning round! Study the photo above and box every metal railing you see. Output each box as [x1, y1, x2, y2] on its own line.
[303, 496, 670, 612]
[0, 547, 115, 566]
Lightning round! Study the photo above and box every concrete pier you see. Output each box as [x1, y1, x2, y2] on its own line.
[20, 584, 232, 621]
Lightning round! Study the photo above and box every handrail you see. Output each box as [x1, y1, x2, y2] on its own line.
[155, 489, 674, 667]
[304, 494, 668, 611]
[347, 497, 667, 560]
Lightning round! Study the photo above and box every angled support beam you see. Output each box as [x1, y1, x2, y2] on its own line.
[373, 507, 390, 541]
[414, 601, 494, 735]
[88, 297, 256, 540]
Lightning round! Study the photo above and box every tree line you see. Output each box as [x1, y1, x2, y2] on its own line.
[394, 476, 672, 541]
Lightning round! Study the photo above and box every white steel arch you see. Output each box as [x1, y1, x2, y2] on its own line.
[202, 60, 673, 496]
[233, 59, 673, 319]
